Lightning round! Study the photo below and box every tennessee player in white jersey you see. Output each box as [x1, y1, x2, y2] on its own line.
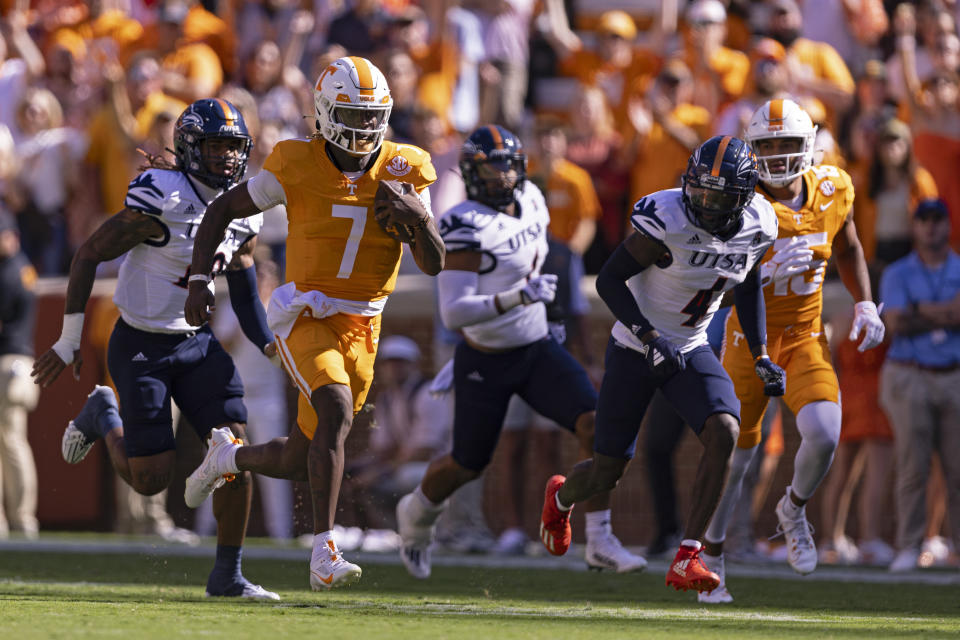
[699, 99, 885, 603]
[394, 126, 645, 580]
[32, 99, 279, 600]
[542, 136, 785, 594]
[183, 56, 445, 591]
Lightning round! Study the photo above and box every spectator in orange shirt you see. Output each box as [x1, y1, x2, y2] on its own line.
[626, 59, 711, 209]
[84, 52, 185, 233]
[856, 118, 939, 270]
[679, 0, 750, 115]
[766, 0, 855, 122]
[528, 116, 599, 258]
[543, 2, 659, 132]
[714, 38, 791, 138]
[155, 2, 223, 103]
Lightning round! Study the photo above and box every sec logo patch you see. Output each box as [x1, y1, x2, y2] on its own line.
[819, 180, 835, 196]
[387, 156, 411, 177]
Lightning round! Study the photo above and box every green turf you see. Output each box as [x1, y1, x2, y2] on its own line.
[1, 549, 957, 639]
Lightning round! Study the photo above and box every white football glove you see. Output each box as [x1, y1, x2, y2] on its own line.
[519, 274, 558, 305]
[849, 301, 885, 352]
[760, 242, 815, 287]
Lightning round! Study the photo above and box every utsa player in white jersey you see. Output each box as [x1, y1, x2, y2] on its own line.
[698, 99, 885, 603]
[182, 56, 445, 591]
[394, 125, 646, 579]
[31, 99, 280, 600]
[540, 136, 787, 594]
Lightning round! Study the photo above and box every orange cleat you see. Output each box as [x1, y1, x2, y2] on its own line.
[540, 475, 573, 556]
[665, 544, 721, 593]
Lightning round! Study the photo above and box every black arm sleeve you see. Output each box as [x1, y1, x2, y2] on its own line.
[226, 264, 273, 352]
[732, 263, 767, 350]
[595, 243, 654, 338]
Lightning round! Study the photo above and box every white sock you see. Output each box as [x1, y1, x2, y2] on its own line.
[781, 487, 804, 518]
[555, 492, 572, 512]
[221, 444, 240, 474]
[705, 445, 759, 545]
[408, 486, 445, 527]
[681, 539, 702, 551]
[791, 401, 841, 499]
[584, 509, 612, 541]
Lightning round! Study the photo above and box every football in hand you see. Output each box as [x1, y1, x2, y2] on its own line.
[374, 180, 421, 243]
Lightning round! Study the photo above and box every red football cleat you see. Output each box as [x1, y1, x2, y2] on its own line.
[665, 544, 721, 593]
[540, 475, 573, 556]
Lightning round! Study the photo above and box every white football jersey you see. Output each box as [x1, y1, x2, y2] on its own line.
[611, 188, 778, 353]
[114, 169, 263, 333]
[438, 181, 550, 349]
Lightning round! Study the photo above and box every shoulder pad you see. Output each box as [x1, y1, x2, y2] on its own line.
[629, 190, 682, 243]
[125, 169, 176, 217]
[378, 141, 437, 189]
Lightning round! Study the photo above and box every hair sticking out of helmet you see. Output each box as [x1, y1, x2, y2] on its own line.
[682, 135, 759, 239]
[314, 56, 393, 156]
[173, 98, 252, 190]
[744, 98, 817, 187]
[459, 125, 527, 212]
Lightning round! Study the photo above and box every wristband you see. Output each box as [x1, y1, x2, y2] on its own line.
[494, 288, 523, 314]
[51, 312, 85, 364]
[188, 273, 211, 284]
[754, 354, 770, 363]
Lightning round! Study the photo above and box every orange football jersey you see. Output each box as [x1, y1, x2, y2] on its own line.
[759, 165, 854, 328]
[263, 138, 436, 302]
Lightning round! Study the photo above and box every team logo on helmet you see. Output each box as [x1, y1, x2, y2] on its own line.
[386, 155, 411, 177]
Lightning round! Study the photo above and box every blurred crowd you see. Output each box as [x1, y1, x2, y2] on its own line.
[0, 0, 957, 569]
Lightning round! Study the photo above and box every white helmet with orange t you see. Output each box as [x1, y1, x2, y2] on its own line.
[314, 56, 393, 155]
[744, 98, 817, 187]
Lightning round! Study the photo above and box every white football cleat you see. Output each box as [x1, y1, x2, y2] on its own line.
[310, 539, 362, 590]
[698, 553, 733, 603]
[585, 533, 647, 573]
[205, 582, 280, 601]
[62, 386, 120, 464]
[774, 493, 818, 575]
[396, 493, 434, 579]
[184, 427, 242, 508]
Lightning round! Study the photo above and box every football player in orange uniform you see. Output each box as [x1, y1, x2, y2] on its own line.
[183, 56, 445, 591]
[698, 99, 885, 603]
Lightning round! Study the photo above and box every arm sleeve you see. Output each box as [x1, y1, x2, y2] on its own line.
[437, 269, 502, 330]
[246, 170, 287, 210]
[732, 263, 767, 350]
[595, 243, 654, 338]
[225, 264, 273, 351]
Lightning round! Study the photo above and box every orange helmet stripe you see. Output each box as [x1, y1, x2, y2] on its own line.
[768, 99, 784, 128]
[349, 56, 375, 96]
[711, 135, 732, 177]
[214, 98, 235, 126]
[487, 124, 503, 149]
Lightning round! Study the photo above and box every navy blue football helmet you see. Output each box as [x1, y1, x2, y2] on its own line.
[459, 125, 527, 211]
[174, 99, 252, 190]
[682, 135, 759, 238]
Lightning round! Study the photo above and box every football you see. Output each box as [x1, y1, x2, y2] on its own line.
[374, 180, 420, 243]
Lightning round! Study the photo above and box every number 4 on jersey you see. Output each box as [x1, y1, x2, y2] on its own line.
[681, 276, 727, 327]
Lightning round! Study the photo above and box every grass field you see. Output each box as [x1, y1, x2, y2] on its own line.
[1, 539, 958, 639]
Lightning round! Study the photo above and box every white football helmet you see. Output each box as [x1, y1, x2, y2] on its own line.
[314, 56, 392, 155]
[744, 98, 817, 187]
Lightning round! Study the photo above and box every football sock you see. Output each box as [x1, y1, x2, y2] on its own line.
[681, 539, 702, 551]
[207, 544, 247, 594]
[704, 445, 758, 545]
[584, 510, 612, 541]
[792, 401, 842, 500]
[94, 406, 122, 438]
[406, 486, 444, 527]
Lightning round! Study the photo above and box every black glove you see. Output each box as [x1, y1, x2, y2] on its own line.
[754, 355, 786, 396]
[642, 335, 686, 378]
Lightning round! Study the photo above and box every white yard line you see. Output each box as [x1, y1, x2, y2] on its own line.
[1, 538, 957, 586]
